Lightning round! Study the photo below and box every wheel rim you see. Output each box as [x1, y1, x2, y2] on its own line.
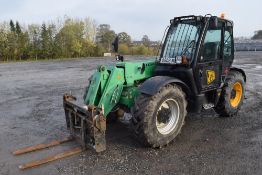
[230, 82, 243, 108]
[156, 99, 180, 135]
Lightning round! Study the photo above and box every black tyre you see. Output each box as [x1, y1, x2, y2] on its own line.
[131, 84, 187, 148]
[215, 71, 245, 117]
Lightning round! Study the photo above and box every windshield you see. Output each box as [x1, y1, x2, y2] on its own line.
[161, 20, 201, 63]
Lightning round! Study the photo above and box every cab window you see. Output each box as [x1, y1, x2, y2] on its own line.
[224, 29, 233, 60]
[201, 23, 222, 61]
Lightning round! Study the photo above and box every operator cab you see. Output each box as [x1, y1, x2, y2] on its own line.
[157, 15, 234, 92]
[156, 15, 234, 111]
[159, 15, 233, 66]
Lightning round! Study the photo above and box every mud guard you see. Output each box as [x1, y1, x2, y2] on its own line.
[230, 67, 247, 82]
[138, 76, 191, 96]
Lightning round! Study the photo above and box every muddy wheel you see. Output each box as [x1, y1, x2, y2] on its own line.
[215, 71, 245, 117]
[131, 84, 187, 148]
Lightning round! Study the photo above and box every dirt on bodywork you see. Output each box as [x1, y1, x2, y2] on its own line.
[0, 52, 262, 175]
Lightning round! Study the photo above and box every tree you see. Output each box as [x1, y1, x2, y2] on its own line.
[15, 21, 30, 60]
[142, 35, 150, 47]
[0, 22, 9, 61]
[55, 17, 85, 58]
[7, 20, 18, 61]
[82, 40, 96, 57]
[83, 17, 97, 42]
[0, 16, 157, 61]
[118, 32, 131, 45]
[15, 21, 22, 35]
[134, 45, 148, 55]
[40, 23, 50, 58]
[19, 32, 30, 60]
[119, 44, 129, 55]
[96, 24, 116, 52]
[252, 30, 262, 40]
[47, 23, 57, 58]
[9, 20, 15, 32]
[28, 24, 41, 60]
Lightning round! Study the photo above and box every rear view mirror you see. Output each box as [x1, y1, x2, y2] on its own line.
[112, 36, 119, 53]
[209, 16, 218, 29]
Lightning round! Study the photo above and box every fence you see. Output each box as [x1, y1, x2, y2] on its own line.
[235, 39, 262, 51]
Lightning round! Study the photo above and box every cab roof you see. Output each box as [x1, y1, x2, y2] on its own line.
[170, 15, 233, 27]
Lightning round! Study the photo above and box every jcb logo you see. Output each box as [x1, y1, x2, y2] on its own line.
[206, 70, 215, 84]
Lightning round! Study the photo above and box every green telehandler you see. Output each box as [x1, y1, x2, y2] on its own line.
[63, 15, 246, 152]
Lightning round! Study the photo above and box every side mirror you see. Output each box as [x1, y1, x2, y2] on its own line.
[112, 36, 119, 53]
[209, 16, 218, 29]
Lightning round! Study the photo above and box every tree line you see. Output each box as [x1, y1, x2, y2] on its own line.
[252, 30, 262, 40]
[0, 17, 158, 62]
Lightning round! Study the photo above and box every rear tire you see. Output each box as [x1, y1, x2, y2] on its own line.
[131, 84, 187, 148]
[215, 71, 245, 117]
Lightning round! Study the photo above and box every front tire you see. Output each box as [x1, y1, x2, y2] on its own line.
[215, 71, 245, 117]
[131, 84, 187, 148]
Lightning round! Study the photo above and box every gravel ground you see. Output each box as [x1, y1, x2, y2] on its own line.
[0, 52, 262, 175]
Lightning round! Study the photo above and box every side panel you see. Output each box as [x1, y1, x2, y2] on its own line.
[98, 67, 125, 116]
[84, 66, 110, 105]
[84, 66, 125, 116]
[154, 65, 199, 95]
[117, 60, 156, 86]
[197, 60, 222, 91]
[119, 86, 139, 108]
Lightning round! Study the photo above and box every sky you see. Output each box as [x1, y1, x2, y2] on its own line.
[0, 0, 261, 40]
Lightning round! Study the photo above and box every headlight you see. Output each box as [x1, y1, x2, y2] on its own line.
[176, 56, 182, 64]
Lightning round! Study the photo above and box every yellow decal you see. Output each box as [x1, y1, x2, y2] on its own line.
[206, 70, 215, 84]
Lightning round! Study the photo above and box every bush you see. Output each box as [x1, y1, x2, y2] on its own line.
[130, 45, 156, 56]
[119, 43, 129, 55]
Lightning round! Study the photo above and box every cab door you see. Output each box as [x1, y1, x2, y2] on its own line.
[197, 20, 223, 91]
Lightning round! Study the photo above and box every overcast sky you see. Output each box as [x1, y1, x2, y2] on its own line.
[0, 0, 261, 40]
